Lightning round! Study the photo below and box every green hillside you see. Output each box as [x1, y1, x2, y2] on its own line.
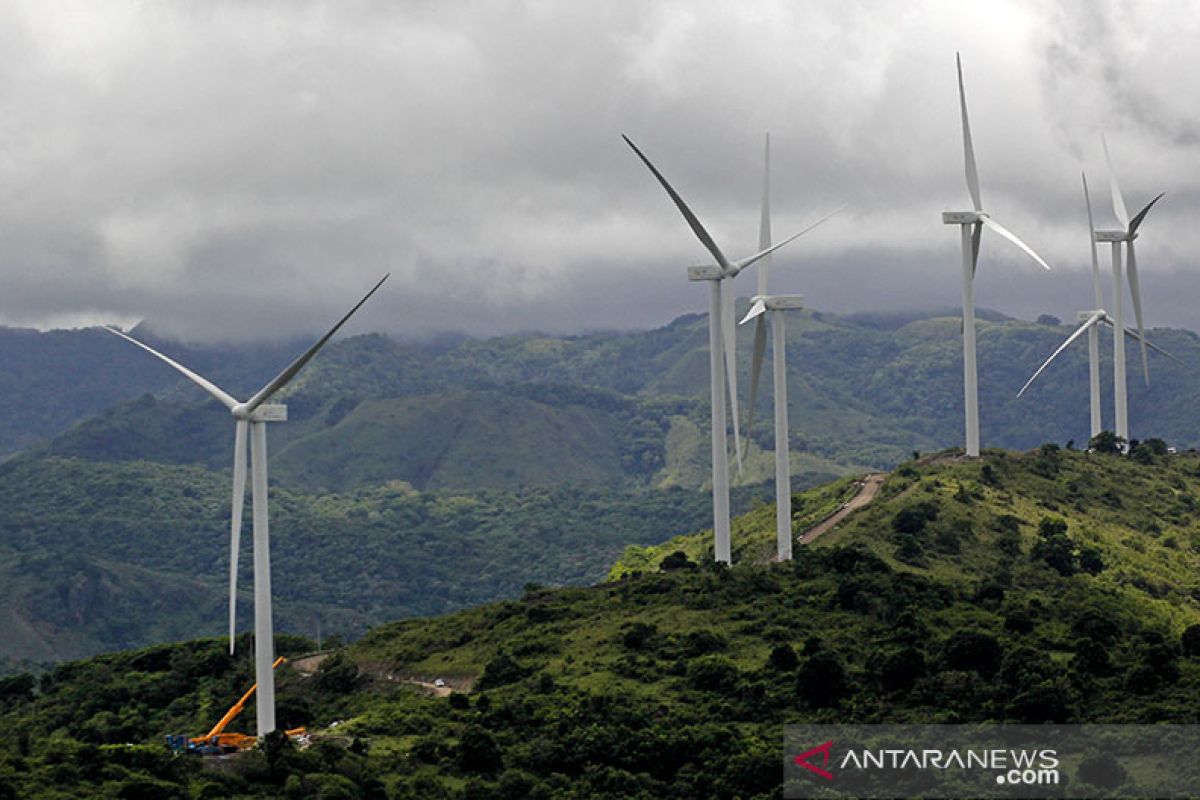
[4, 449, 1200, 797]
[8, 308, 1200, 495]
[0, 456, 787, 671]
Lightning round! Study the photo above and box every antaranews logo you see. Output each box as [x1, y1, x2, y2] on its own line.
[793, 740, 834, 781]
[784, 724, 1200, 799]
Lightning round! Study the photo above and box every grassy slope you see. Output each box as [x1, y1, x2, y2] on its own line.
[367, 448, 1200, 680]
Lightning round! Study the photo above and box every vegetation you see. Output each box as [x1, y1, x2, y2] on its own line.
[9, 307, 1200, 490]
[4, 449, 1200, 797]
[0, 456, 798, 671]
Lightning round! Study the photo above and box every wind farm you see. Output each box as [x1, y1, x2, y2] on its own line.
[6, 2, 1200, 797]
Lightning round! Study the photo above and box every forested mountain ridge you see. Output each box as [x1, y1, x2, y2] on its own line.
[7, 306, 1200, 493]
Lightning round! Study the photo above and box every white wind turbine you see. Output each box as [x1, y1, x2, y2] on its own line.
[624, 134, 832, 563]
[1093, 135, 1165, 444]
[942, 53, 1052, 457]
[739, 134, 841, 561]
[1016, 173, 1180, 432]
[104, 275, 388, 736]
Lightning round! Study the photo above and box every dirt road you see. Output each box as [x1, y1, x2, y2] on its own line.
[798, 473, 887, 545]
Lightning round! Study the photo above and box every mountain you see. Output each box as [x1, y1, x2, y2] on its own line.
[0, 325, 310, 460]
[12, 308, 1200, 496]
[5, 307, 1200, 668]
[3, 448, 1200, 798]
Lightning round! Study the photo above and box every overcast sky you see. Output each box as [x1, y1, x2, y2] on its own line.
[0, 0, 1197, 341]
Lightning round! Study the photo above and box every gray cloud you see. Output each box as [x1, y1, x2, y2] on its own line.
[0, 0, 1196, 341]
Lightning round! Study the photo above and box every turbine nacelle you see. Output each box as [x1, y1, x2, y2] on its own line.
[231, 402, 288, 423]
[762, 294, 805, 311]
[1078, 309, 1107, 322]
[1094, 229, 1133, 243]
[942, 210, 987, 225]
[687, 265, 725, 281]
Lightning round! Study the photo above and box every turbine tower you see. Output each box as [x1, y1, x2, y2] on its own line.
[739, 134, 841, 561]
[1016, 173, 1180, 431]
[942, 53, 1052, 457]
[624, 135, 829, 563]
[105, 275, 388, 735]
[1094, 135, 1164, 444]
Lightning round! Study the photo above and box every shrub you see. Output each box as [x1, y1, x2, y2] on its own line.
[477, 651, 529, 690]
[766, 644, 799, 672]
[621, 622, 659, 652]
[458, 725, 504, 775]
[1182, 624, 1200, 657]
[941, 631, 1002, 678]
[1031, 517, 1076, 576]
[659, 551, 695, 572]
[687, 656, 740, 693]
[878, 647, 926, 693]
[1088, 431, 1125, 454]
[892, 501, 939, 536]
[797, 651, 848, 708]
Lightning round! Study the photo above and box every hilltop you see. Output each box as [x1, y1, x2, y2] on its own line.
[3, 448, 1200, 797]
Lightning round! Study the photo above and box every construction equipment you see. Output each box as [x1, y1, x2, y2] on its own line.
[166, 656, 306, 754]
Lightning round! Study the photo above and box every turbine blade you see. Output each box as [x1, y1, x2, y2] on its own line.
[228, 420, 248, 654]
[244, 274, 389, 412]
[758, 133, 772, 297]
[744, 315, 768, 459]
[1082, 171, 1103, 309]
[980, 216, 1052, 271]
[1126, 241, 1150, 385]
[970, 221, 982, 279]
[103, 327, 238, 410]
[1128, 192, 1165, 236]
[721, 282, 742, 476]
[739, 297, 767, 325]
[734, 204, 846, 273]
[1099, 316, 1187, 366]
[1102, 133, 1130, 229]
[1124, 327, 1187, 366]
[1017, 314, 1104, 398]
[957, 53, 982, 212]
[622, 135, 732, 272]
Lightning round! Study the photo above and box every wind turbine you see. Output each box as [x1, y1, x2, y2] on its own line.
[624, 134, 830, 563]
[1093, 135, 1165, 444]
[739, 134, 841, 561]
[942, 53, 1052, 457]
[104, 275, 388, 736]
[1016, 173, 1180, 433]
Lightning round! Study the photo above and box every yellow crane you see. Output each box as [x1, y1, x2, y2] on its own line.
[167, 657, 306, 754]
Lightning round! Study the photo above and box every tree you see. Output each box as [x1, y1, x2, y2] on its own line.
[659, 551, 694, 572]
[1031, 517, 1076, 576]
[478, 651, 528, 690]
[879, 647, 926, 693]
[1088, 431, 1125, 454]
[941, 631, 1003, 678]
[797, 651, 848, 708]
[1036, 314, 1061, 326]
[1182, 624, 1200, 657]
[458, 725, 504, 774]
[766, 644, 799, 672]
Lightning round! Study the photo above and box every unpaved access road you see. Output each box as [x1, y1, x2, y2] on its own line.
[798, 473, 887, 545]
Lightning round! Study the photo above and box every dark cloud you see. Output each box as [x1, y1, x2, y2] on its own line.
[0, 1, 1196, 341]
